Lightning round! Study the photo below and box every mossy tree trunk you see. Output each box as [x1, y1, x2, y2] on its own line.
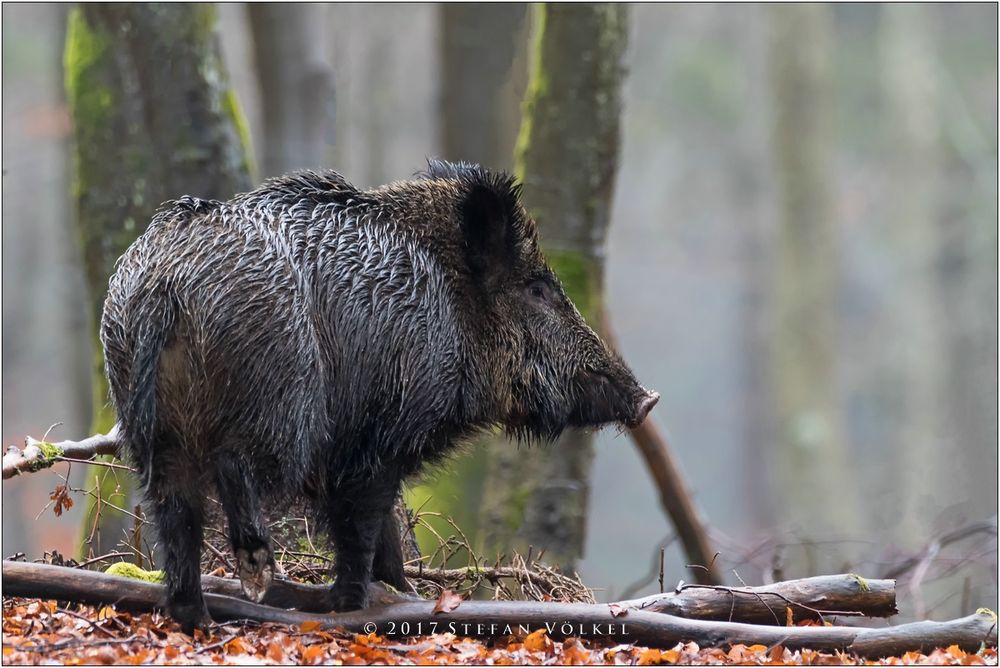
[479, 3, 629, 571]
[65, 2, 252, 558]
[407, 3, 529, 564]
[766, 5, 858, 534]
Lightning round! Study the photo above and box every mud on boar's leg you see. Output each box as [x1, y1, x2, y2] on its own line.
[213, 451, 274, 603]
[324, 476, 402, 611]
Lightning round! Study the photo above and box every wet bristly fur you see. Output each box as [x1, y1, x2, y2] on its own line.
[100, 160, 652, 632]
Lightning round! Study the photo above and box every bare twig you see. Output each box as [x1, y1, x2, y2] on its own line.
[882, 519, 998, 580]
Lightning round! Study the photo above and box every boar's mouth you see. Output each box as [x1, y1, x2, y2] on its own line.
[570, 370, 659, 430]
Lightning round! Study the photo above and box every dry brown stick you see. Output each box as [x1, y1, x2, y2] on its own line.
[2, 561, 994, 658]
[617, 574, 898, 624]
[601, 315, 722, 585]
[3, 427, 121, 479]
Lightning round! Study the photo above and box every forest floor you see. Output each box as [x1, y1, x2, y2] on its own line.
[3, 598, 998, 666]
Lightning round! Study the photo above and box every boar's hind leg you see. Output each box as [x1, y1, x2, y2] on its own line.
[372, 511, 409, 592]
[325, 476, 402, 612]
[213, 452, 274, 603]
[146, 484, 210, 634]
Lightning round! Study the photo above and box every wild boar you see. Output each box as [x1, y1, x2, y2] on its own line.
[100, 160, 658, 632]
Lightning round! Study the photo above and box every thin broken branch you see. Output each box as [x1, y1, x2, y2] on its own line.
[3, 427, 121, 479]
[882, 519, 998, 580]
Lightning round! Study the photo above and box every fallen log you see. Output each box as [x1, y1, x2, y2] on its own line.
[618, 574, 898, 623]
[2, 561, 897, 625]
[209, 568, 896, 624]
[4, 561, 994, 658]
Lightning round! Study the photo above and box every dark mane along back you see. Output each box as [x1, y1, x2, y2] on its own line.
[240, 169, 373, 210]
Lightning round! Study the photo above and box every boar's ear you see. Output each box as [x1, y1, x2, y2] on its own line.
[460, 181, 518, 291]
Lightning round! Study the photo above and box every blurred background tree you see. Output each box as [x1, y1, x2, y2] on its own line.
[246, 4, 334, 178]
[3, 2, 995, 620]
[478, 3, 629, 571]
[403, 3, 529, 562]
[766, 3, 859, 535]
[63, 3, 252, 557]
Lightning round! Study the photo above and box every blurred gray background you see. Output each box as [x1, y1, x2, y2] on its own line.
[3, 3, 996, 621]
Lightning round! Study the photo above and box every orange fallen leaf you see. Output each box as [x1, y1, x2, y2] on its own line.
[769, 643, 786, 662]
[224, 636, 248, 655]
[638, 647, 663, 665]
[299, 620, 323, 633]
[608, 603, 628, 618]
[432, 589, 463, 614]
[563, 639, 591, 664]
[266, 641, 284, 662]
[301, 643, 326, 664]
[523, 628, 550, 653]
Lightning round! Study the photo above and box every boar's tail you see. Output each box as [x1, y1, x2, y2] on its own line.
[123, 293, 175, 491]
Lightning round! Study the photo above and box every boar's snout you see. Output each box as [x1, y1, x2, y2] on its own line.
[571, 367, 659, 430]
[630, 389, 660, 428]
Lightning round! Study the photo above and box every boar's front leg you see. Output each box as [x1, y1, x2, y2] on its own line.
[213, 451, 274, 603]
[324, 475, 402, 611]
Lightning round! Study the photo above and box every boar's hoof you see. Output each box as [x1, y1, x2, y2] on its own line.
[170, 599, 212, 636]
[328, 580, 368, 612]
[236, 545, 274, 603]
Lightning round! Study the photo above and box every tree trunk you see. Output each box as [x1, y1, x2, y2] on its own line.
[438, 3, 528, 171]
[766, 5, 858, 534]
[247, 4, 334, 178]
[733, 5, 779, 532]
[409, 3, 529, 565]
[65, 2, 252, 558]
[479, 3, 629, 571]
[878, 4, 946, 555]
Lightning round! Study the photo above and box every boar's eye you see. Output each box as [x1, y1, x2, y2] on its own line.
[526, 279, 554, 305]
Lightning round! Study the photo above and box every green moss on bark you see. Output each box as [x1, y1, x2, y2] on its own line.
[105, 562, 165, 582]
[224, 88, 257, 184]
[545, 248, 602, 327]
[480, 4, 627, 570]
[513, 4, 548, 182]
[64, 4, 254, 560]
